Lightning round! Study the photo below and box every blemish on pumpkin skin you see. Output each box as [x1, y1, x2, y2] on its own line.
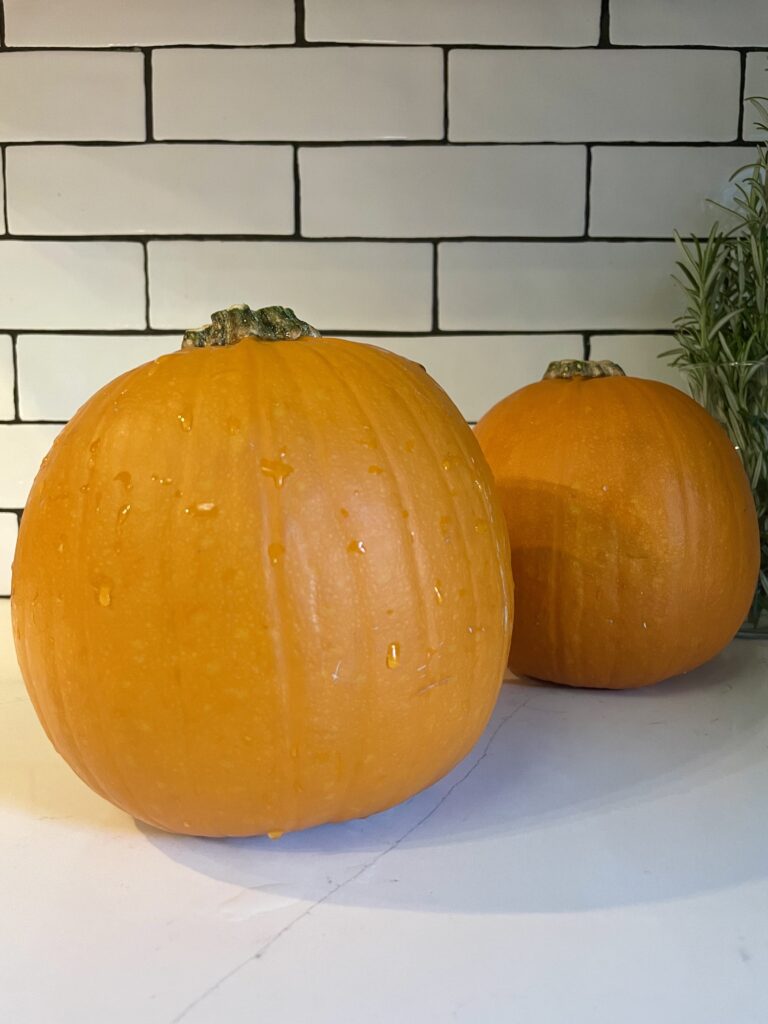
[260, 457, 294, 489]
[113, 471, 132, 490]
[368, 465, 384, 475]
[97, 584, 112, 608]
[268, 542, 285, 565]
[339, 507, 350, 518]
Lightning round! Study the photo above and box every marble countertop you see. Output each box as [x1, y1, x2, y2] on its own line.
[2, 599, 767, 1024]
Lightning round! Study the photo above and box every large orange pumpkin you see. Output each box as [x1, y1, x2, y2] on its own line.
[475, 359, 758, 689]
[12, 305, 512, 836]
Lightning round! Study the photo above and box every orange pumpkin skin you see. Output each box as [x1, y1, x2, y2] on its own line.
[12, 317, 512, 837]
[475, 369, 758, 689]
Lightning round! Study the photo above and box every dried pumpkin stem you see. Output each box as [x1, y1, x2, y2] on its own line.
[543, 359, 626, 380]
[182, 304, 321, 349]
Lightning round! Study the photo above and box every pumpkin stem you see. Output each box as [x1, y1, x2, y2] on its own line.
[543, 359, 626, 380]
[182, 304, 321, 348]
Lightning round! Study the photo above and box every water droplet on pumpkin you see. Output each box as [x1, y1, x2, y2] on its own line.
[348, 539, 366, 554]
[226, 417, 241, 435]
[602, 485, 609, 492]
[260, 456, 294, 489]
[433, 581, 444, 605]
[113, 471, 132, 490]
[177, 413, 192, 432]
[368, 465, 383, 475]
[339, 507, 350, 518]
[98, 584, 112, 608]
[474, 518, 488, 534]
[79, 483, 90, 493]
[89, 439, 100, 454]
[642, 621, 648, 630]
[386, 642, 400, 669]
[118, 503, 131, 519]
[268, 542, 285, 565]
[267, 831, 284, 841]
[184, 501, 218, 518]
[57, 541, 65, 554]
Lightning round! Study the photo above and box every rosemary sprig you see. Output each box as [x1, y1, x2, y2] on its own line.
[666, 97, 768, 630]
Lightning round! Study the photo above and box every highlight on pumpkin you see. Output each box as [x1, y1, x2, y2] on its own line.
[11, 304, 514, 838]
[475, 360, 759, 690]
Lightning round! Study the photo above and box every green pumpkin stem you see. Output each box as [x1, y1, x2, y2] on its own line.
[182, 304, 321, 349]
[543, 359, 626, 380]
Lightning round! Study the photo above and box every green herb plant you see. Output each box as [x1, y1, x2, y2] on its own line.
[667, 97, 768, 630]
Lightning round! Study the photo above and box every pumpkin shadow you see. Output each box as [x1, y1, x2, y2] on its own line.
[141, 638, 768, 914]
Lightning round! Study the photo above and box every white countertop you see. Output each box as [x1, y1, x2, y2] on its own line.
[2, 598, 767, 1024]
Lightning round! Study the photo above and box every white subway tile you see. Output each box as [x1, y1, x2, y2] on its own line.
[439, 242, 680, 331]
[0, 243, 145, 330]
[300, 145, 586, 237]
[0, 425, 62, 507]
[611, 0, 768, 46]
[590, 146, 755, 237]
[0, 337, 15, 421]
[4, 0, 294, 46]
[589, 335, 688, 391]
[6, 145, 294, 236]
[363, 334, 582, 420]
[153, 47, 442, 141]
[0, 513, 17, 595]
[449, 50, 740, 142]
[148, 242, 433, 331]
[305, 0, 600, 45]
[744, 53, 768, 142]
[0, 52, 144, 142]
[17, 335, 176, 422]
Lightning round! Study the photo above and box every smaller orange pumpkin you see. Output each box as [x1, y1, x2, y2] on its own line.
[475, 359, 759, 689]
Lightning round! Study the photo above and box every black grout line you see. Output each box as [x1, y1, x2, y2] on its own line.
[0, 419, 66, 425]
[583, 146, 593, 237]
[737, 50, 747, 141]
[141, 241, 150, 327]
[583, 333, 592, 359]
[143, 49, 154, 141]
[0, 0, 5, 48]
[598, 0, 611, 47]
[1, 138, 760, 149]
[0, 233, 690, 243]
[431, 242, 439, 331]
[0, 328, 678, 339]
[0, 145, 7, 233]
[442, 48, 450, 141]
[1, 42, 767, 52]
[292, 145, 302, 236]
[294, 0, 307, 45]
[9, 333, 19, 421]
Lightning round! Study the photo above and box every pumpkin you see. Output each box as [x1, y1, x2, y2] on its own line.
[12, 305, 513, 837]
[475, 359, 759, 689]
